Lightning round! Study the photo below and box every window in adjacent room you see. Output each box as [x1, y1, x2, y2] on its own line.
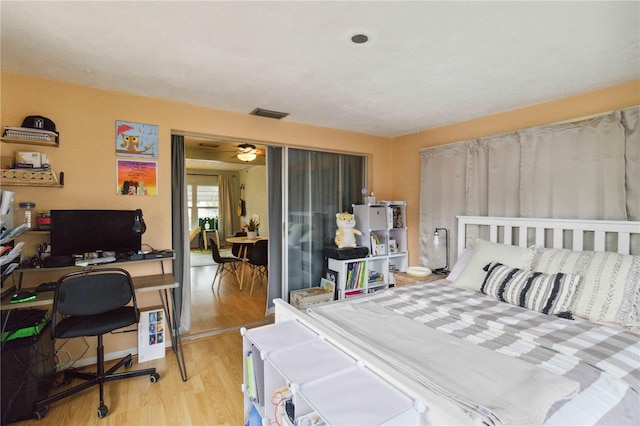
[187, 177, 219, 229]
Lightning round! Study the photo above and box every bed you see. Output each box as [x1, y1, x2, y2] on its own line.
[262, 216, 640, 425]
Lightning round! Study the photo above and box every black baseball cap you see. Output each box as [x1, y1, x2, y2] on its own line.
[21, 115, 58, 135]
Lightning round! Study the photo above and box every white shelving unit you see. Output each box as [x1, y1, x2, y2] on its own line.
[327, 256, 388, 299]
[241, 320, 419, 425]
[324, 201, 408, 297]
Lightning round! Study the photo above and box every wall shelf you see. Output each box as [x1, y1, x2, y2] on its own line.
[1, 137, 59, 147]
[0, 169, 63, 188]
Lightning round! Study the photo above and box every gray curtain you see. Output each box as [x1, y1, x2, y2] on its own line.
[419, 107, 640, 267]
[171, 134, 190, 333]
[419, 143, 468, 267]
[218, 174, 236, 246]
[266, 146, 283, 313]
[286, 149, 365, 294]
[622, 108, 640, 222]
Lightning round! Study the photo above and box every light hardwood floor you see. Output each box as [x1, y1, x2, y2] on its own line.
[14, 259, 271, 425]
[15, 332, 245, 425]
[188, 261, 271, 336]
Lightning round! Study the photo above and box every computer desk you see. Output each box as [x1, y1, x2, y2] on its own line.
[1, 270, 188, 382]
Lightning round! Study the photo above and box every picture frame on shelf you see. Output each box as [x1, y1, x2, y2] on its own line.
[323, 268, 338, 298]
[320, 278, 334, 294]
[324, 268, 338, 285]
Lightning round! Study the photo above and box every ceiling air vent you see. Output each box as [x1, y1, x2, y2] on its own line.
[250, 108, 289, 120]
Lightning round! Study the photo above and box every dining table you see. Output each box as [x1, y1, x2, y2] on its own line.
[226, 236, 268, 290]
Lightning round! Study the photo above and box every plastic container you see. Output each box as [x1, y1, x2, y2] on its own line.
[17, 202, 36, 229]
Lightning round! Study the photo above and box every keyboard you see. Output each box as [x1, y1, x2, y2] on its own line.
[75, 256, 117, 267]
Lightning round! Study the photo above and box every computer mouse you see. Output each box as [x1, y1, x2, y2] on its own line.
[10, 291, 37, 303]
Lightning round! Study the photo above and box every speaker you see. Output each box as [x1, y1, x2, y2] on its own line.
[1, 323, 56, 424]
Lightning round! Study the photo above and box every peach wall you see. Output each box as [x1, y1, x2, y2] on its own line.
[1, 72, 392, 259]
[0, 72, 390, 357]
[390, 80, 640, 265]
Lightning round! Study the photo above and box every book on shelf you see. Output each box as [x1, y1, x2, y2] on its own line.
[13, 164, 52, 172]
[346, 261, 366, 290]
[246, 351, 255, 399]
[392, 207, 403, 228]
[245, 350, 262, 404]
[368, 270, 384, 283]
[369, 233, 386, 256]
[3, 126, 59, 143]
[345, 289, 365, 298]
[252, 351, 263, 404]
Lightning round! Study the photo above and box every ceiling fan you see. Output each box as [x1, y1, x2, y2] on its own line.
[236, 143, 259, 162]
[196, 141, 263, 162]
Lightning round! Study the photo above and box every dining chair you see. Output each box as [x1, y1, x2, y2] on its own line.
[247, 239, 268, 295]
[210, 239, 241, 292]
[231, 231, 253, 259]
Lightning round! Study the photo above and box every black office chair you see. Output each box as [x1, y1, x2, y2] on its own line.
[210, 239, 241, 292]
[247, 239, 268, 295]
[35, 268, 159, 419]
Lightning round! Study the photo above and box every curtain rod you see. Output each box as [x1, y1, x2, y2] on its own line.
[187, 172, 226, 177]
[419, 105, 638, 153]
[551, 105, 638, 126]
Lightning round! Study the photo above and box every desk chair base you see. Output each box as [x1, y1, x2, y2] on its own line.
[34, 334, 159, 420]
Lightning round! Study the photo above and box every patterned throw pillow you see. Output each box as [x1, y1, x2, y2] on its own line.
[481, 262, 581, 316]
[452, 239, 536, 292]
[532, 247, 640, 327]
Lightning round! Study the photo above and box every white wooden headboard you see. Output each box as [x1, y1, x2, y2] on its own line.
[457, 216, 640, 256]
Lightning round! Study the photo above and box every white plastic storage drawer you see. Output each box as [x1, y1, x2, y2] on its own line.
[368, 206, 388, 230]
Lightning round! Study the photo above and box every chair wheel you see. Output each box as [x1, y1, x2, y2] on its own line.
[62, 372, 73, 385]
[34, 407, 48, 420]
[97, 405, 109, 418]
[150, 372, 160, 383]
[125, 359, 133, 368]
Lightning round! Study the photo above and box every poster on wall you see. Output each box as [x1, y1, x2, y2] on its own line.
[117, 160, 157, 195]
[138, 309, 165, 363]
[115, 120, 159, 158]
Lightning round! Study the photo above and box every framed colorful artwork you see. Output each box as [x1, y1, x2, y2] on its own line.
[138, 309, 165, 362]
[115, 120, 158, 158]
[117, 160, 157, 196]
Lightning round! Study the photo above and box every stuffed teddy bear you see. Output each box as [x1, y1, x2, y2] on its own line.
[334, 212, 361, 248]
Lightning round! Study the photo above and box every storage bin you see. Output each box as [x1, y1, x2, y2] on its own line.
[290, 287, 334, 309]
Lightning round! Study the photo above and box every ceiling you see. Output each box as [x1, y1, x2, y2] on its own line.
[1, 1, 638, 140]
[183, 135, 266, 171]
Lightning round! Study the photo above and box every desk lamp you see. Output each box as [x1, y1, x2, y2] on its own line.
[433, 228, 449, 275]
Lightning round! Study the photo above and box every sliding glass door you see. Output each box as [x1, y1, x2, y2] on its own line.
[286, 148, 365, 293]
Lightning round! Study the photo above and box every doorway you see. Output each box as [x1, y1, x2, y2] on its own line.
[172, 137, 366, 336]
[177, 134, 270, 338]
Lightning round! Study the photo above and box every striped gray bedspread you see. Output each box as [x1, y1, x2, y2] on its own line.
[311, 282, 640, 425]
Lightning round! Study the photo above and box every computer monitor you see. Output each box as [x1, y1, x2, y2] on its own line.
[50, 210, 143, 257]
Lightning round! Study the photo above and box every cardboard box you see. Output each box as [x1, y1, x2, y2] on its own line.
[15, 152, 41, 168]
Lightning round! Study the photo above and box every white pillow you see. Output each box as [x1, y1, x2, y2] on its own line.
[447, 248, 474, 282]
[532, 247, 640, 327]
[452, 239, 536, 291]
